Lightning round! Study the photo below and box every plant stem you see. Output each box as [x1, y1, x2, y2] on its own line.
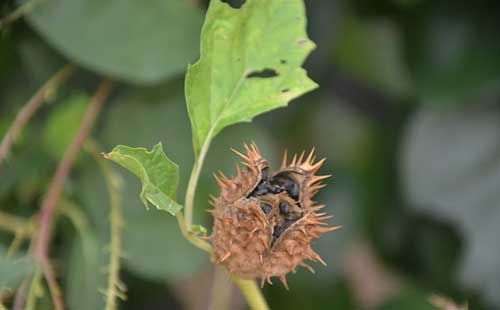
[232, 277, 269, 310]
[25, 269, 42, 310]
[0, 64, 75, 167]
[30, 78, 113, 310]
[0, 211, 34, 235]
[182, 129, 269, 309]
[6, 229, 28, 257]
[176, 213, 212, 253]
[0, 0, 47, 29]
[179, 129, 214, 253]
[13, 277, 30, 310]
[183, 127, 215, 229]
[86, 141, 126, 310]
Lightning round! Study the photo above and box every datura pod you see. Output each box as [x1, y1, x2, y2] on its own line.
[209, 143, 340, 289]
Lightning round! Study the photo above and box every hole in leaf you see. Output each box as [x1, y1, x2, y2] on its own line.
[282, 88, 290, 93]
[221, 0, 246, 9]
[246, 68, 278, 79]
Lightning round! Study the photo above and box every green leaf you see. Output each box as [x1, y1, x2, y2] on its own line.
[402, 103, 500, 306]
[26, 0, 203, 84]
[405, 5, 500, 104]
[186, 0, 318, 156]
[0, 249, 34, 290]
[104, 143, 182, 215]
[65, 233, 106, 310]
[190, 224, 208, 236]
[380, 289, 437, 310]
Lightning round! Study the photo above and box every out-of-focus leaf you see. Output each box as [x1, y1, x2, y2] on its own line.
[17, 37, 64, 83]
[26, 0, 203, 84]
[401, 103, 500, 305]
[0, 248, 34, 290]
[65, 233, 106, 310]
[405, 7, 500, 104]
[121, 210, 205, 279]
[0, 143, 52, 202]
[309, 101, 372, 169]
[42, 93, 88, 160]
[186, 0, 318, 156]
[333, 17, 412, 97]
[104, 143, 182, 215]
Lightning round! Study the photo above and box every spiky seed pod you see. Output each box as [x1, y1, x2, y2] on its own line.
[210, 143, 340, 289]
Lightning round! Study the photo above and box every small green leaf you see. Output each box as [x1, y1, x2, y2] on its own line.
[43, 93, 88, 160]
[104, 143, 182, 215]
[190, 224, 208, 236]
[186, 0, 318, 156]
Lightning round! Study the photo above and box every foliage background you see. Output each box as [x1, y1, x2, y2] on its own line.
[1, 0, 499, 309]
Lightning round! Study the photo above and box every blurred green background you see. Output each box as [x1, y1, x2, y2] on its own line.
[1, 0, 499, 309]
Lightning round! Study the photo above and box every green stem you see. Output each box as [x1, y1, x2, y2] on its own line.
[176, 213, 212, 253]
[0, 0, 47, 29]
[182, 127, 268, 309]
[0, 64, 75, 167]
[86, 141, 126, 310]
[0, 211, 35, 235]
[232, 277, 269, 310]
[26, 269, 42, 310]
[183, 129, 214, 229]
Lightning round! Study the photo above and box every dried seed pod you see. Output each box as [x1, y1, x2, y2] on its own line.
[210, 143, 340, 289]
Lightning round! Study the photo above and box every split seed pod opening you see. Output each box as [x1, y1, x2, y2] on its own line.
[210, 143, 340, 289]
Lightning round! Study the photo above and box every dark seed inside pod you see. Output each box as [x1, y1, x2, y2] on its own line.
[270, 173, 300, 202]
[249, 168, 302, 203]
[279, 202, 289, 214]
[248, 168, 272, 197]
[250, 180, 270, 196]
[287, 182, 299, 200]
[273, 225, 284, 237]
[283, 219, 296, 229]
[260, 202, 273, 214]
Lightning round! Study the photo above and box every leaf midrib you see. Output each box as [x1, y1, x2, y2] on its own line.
[206, 71, 248, 143]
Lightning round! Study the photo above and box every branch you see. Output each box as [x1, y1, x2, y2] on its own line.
[0, 64, 75, 167]
[176, 213, 212, 253]
[0, 211, 34, 235]
[86, 141, 126, 310]
[27, 78, 113, 310]
[183, 128, 214, 229]
[180, 129, 268, 310]
[0, 0, 48, 30]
